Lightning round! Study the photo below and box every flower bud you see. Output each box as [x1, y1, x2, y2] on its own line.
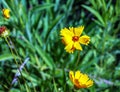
[0, 26, 9, 37]
[2, 9, 10, 19]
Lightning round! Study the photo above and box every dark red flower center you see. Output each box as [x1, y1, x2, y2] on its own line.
[72, 36, 79, 42]
[0, 26, 6, 34]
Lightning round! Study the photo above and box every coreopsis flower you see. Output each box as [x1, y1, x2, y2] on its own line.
[60, 26, 90, 53]
[69, 70, 93, 89]
[0, 26, 9, 37]
[2, 8, 10, 19]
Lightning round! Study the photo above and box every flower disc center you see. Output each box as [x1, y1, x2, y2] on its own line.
[72, 36, 79, 42]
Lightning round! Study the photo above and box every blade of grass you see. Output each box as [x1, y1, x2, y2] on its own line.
[0, 53, 18, 61]
[82, 5, 105, 27]
[35, 45, 55, 70]
[45, 14, 64, 41]
[30, 3, 54, 15]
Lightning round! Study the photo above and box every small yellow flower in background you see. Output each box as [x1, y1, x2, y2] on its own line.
[2, 9, 10, 19]
[69, 70, 93, 89]
[0, 26, 9, 37]
[60, 26, 90, 53]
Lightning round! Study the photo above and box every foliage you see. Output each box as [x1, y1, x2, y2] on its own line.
[0, 0, 120, 92]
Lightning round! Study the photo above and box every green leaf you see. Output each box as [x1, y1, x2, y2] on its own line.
[35, 45, 55, 70]
[0, 54, 13, 61]
[30, 3, 54, 15]
[45, 14, 64, 41]
[10, 88, 21, 92]
[82, 5, 105, 26]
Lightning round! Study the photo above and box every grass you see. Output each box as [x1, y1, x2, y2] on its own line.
[0, 0, 120, 92]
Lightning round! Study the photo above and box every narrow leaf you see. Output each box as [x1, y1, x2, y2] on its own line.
[82, 5, 105, 26]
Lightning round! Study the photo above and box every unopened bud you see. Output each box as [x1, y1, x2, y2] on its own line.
[2, 9, 10, 19]
[0, 26, 9, 37]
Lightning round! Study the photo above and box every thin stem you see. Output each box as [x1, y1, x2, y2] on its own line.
[8, 37, 37, 92]
[4, 37, 22, 90]
[5, 37, 19, 65]
[8, 37, 23, 65]
[75, 51, 81, 70]
[7, 37, 29, 74]
[4, 37, 28, 91]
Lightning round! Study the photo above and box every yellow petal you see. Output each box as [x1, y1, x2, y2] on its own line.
[79, 35, 90, 45]
[69, 70, 93, 88]
[69, 71, 75, 83]
[75, 71, 81, 79]
[65, 41, 74, 53]
[77, 75, 87, 88]
[68, 49, 74, 53]
[69, 27, 74, 33]
[74, 26, 84, 36]
[74, 42, 82, 50]
[80, 74, 89, 84]
[86, 80, 94, 87]
[60, 28, 74, 46]
[60, 28, 74, 37]
[62, 35, 72, 45]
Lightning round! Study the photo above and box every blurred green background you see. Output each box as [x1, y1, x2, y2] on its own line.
[0, 0, 120, 92]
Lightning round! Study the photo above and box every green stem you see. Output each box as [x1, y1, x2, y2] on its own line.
[5, 37, 19, 65]
[8, 37, 29, 73]
[4, 37, 22, 90]
[8, 37, 23, 64]
[4, 37, 28, 91]
[75, 51, 81, 70]
[8, 37, 37, 92]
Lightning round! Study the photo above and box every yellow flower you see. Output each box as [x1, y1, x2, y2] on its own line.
[60, 26, 90, 53]
[69, 70, 93, 89]
[2, 9, 10, 19]
[0, 26, 9, 37]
